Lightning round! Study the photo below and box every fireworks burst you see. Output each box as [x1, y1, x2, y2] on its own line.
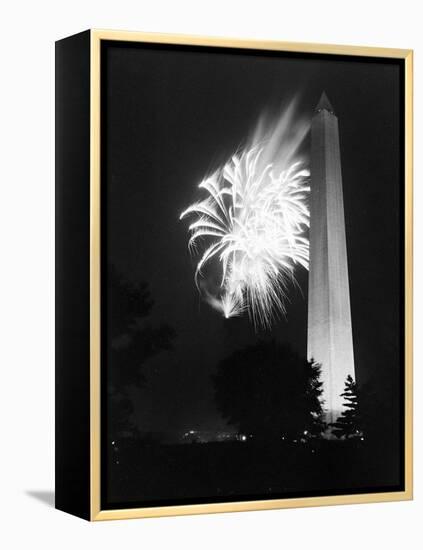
[180, 103, 310, 329]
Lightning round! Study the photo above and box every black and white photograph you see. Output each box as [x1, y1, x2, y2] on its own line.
[101, 40, 406, 509]
[3, 0, 422, 546]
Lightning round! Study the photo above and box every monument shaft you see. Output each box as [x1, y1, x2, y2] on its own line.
[307, 94, 355, 425]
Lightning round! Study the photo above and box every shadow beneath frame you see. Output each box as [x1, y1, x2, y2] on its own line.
[26, 490, 55, 508]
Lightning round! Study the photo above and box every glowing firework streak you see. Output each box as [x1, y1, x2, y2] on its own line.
[180, 103, 310, 329]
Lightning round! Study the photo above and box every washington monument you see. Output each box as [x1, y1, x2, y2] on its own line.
[307, 92, 356, 426]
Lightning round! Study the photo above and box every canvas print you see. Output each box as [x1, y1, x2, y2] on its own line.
[101, 42, 404, 508]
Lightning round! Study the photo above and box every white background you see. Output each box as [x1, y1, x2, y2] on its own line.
[0, 1, 420, 548]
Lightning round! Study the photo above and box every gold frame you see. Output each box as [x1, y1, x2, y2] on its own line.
[89, 29, 413, 521]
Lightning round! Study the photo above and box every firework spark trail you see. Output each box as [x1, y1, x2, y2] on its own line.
[180, 102, 310, 329]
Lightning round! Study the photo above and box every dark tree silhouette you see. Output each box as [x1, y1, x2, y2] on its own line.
[332, 375, 363, 439]
[213, 341, 325, 441]
[304, 360, 326, 437]
[108, 264, 153, 340]
[107, 265, 175, 440]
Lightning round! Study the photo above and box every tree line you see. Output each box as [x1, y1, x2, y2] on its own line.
[213, 340, 363, 441]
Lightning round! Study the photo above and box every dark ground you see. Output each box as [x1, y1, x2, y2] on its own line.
[105, 437, 402, 508]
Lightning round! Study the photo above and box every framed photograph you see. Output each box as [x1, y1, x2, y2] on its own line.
[55, 30, 413, 521]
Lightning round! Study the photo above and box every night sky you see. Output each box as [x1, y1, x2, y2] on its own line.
[103, 42, 402, 435]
